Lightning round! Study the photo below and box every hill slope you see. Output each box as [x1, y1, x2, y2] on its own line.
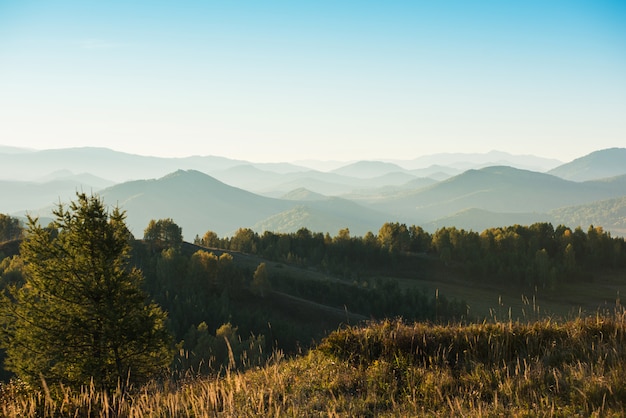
[548, 148, 626, 181]
[367, 166, 626, 223]
[98, 170, 392, 238]
[253, 197, 388, 236]
[0, 147, 246, 183]
[100, 170, 291, 238]
[331, 160, 410, 178]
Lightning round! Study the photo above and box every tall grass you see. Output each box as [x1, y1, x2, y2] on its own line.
[2, 311, 626, 416]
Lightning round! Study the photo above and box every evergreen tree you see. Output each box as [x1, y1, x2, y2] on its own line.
[0, 193, 172, 390]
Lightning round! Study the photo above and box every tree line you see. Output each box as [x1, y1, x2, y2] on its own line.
[196, 221, 626, 289]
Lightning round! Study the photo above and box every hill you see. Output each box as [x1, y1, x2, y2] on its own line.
[365, 166, 626, 224]
[550, 195, 626, 236]
[548, 148, 626, 181]
[96, 170, 391, 239]
[400, 150, 563, 171]
[331, 160, 410, 178]
[280, 188, 327, 201]
[252, 197, 388, 236]
[423, 208, 552, 233]
[0, 178, 109, 214]
[0, 147, 246, 182]
[6, 316, 626, 416]
[98, 169, 290, 238]
[213, 164, 420, 197]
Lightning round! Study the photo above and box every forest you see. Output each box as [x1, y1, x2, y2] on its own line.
[1, 197, 626, 415]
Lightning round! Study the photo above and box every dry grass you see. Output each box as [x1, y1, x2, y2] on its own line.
[3, 312, 626, 417]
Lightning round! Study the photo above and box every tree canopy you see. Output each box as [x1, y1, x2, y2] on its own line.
[0, 193, 172, 389]
[144, 218, 183, 247]
[0, 214, 23, 243]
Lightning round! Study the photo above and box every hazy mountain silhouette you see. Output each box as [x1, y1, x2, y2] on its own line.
[38, 170, 115, 189]
[423, 208, 552, 233]
[0, 147, 247, 182]
[97, 170, 388, 239]
[253, 198, 388, 236]
[340, 177, 438, 201]
[408, 165, 460, 180]
[0, 178, 110, 213]
[0, 145, 35, 154]
[397, 150, 563, 172]
[366, 166, 626, 224]
[331, 161, 410, 178]
[281, 188, 327, 201]
[227, 169, 421, 197]
[99, 170, 291, 238]
[2, 146, 625, 238]
[548, 148, 626, 181]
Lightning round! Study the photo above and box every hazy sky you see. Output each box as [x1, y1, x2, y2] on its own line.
[1, 1, 625, 162]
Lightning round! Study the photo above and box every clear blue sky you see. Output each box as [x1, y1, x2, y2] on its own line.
[1, 1, 624, 162]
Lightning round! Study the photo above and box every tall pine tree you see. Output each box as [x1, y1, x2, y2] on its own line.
[0, 193, 172, 389]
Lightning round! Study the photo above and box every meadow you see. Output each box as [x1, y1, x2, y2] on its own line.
[2, 308, 626, 417]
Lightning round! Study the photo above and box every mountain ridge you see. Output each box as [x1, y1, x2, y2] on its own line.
[1, 147, 625, 237]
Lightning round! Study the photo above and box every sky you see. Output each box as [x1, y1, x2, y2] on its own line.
[0, 1, 625, 163]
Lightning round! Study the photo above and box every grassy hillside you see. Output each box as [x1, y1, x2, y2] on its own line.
[3, 314, 626, 416]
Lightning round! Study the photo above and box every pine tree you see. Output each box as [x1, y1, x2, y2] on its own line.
[0, 193, 172, 390]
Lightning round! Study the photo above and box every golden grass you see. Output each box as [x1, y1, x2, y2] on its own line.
[3, 312, 626, 417]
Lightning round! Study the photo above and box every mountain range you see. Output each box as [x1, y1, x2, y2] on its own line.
[1, 147, 625, 238]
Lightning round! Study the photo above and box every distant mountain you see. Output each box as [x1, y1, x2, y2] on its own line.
[402, 177, 440, 190]
[38, 170, 115, 189]
[366, 166, 626, 224]
[281, 188, 327, 201]
[210, 165, 288, 191]
[423, 208, 552, 233]
[253, 198, 388, 236]
[260, 177, 352, 197]
[0, 145, 35, 154]
[550, 196, 626, 237]
[250, 170, 419, 197]
[340, 177, 438, 201]
[251, 162, 310, 174]
[3, 146, 625, 239]
[0, 178, 110, 214]
[98, 169, 290, 238]
[0, 147, 247, 182]
[548, 148, 626, 181]
[408, 165, 460, 180]
[421, 196, 626, 238]
[95, 170, 389, 239]
[291, 159, 354, 172]
[331, 161, 409, 179]
[393, 150, 563, 172]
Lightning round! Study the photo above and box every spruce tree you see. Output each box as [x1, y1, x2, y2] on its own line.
[0, 193, 172, 389]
